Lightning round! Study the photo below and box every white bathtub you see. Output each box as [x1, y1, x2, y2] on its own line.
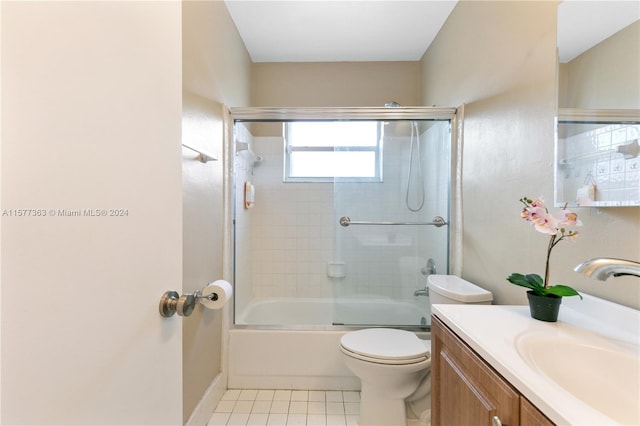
[229, 297, 430, 390]
[236, 297, 430, 326]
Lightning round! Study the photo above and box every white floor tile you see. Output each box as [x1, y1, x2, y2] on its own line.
[208, 412, 231, 426]
[309, 390, 326, 402]
[326, 402, 345, 415]
[212, 389, 362, 426]
[215, 400, 236, 413]
[269, 400, 290, 414]
[307, 414, 327, 425]
[256, 390, 275, 401]
[289, 401, 307, 414]
[291, 390, 308, 401]
[222, 389, 242, 401]
[326, 414, 347, 426]
[286, 413, 306, 425]
[239, 389, 259, 400]
[344, 402, 359, 415]
[273, 390, 292, 401]
[234, 400, 255, 414]
[227, 412, 250, 426]
[247, 413, 269, 426]
[325, 391, 343, 402]
[342, 391, 360, 403]
[308, 401, 326, 415]
[266, 413, 288, 425]
[251, 400, 272, 413]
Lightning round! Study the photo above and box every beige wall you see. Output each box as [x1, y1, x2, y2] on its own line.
[251, 61, 421, 107]
[181, 1, 251, 423]
[560, 20, 640, 109]
[421, 1, 640, 309]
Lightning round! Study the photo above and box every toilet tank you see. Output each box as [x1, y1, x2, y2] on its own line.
[427, 275, 493, 305]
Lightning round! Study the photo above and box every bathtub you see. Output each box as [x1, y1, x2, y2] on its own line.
[236, 297, 430, 326]
[229, 297, 430, 390]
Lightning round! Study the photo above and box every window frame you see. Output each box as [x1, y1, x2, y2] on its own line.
[283, 121, 383, 183]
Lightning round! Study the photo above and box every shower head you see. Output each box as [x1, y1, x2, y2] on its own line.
[384, 101, 401, 108]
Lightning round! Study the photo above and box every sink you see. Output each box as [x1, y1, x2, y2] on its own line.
[516, 330, 640, 425]
[433, 293, 640, 424]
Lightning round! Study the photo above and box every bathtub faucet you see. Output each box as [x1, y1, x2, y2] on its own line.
[574, 257, 640, 281]
[414, 286, 429, 297]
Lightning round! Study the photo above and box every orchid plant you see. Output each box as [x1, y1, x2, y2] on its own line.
[507, 196, 583, 299]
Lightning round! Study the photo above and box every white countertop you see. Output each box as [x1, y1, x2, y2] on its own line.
[432, 294, 640, 426]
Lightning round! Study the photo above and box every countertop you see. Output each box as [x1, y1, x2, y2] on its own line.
[432, 295, 640, 425]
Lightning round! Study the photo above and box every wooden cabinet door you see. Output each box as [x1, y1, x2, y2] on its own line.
[432, 316, 520, 426]
[521, 398, 555, 426]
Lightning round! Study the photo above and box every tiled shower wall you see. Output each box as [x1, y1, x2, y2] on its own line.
[249, 137, 335, 300]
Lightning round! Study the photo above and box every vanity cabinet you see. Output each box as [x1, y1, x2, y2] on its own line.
[521, 398, 555, 426]
[432, 316, 554, 426]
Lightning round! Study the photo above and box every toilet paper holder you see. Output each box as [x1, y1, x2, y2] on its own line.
[159, 289, 218, 318]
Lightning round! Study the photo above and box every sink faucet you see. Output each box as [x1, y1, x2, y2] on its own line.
[574, 257, 640, 280]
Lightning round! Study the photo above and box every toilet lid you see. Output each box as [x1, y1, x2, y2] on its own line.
[340, 328, 429, 361]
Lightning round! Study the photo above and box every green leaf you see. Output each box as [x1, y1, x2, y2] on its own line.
[525, 274, 544, 288]
[507, 273, 545, 293]
[545, 285, 583, 299]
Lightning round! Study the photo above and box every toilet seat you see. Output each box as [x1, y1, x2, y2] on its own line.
[340, 329, 430, 365]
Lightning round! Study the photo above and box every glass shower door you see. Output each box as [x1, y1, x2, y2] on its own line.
[332, 119, 452, 327]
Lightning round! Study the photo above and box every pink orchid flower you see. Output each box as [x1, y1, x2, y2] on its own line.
[515, 196, 583, 290]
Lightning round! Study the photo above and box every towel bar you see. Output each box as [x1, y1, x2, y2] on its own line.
[339, 216, 447, 228]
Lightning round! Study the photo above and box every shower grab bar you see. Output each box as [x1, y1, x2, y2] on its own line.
[339, 216, 448, 228]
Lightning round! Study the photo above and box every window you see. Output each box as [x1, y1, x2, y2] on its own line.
[284, 121, 382, 182]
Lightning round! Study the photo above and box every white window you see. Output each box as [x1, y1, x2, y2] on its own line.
[284, 121, 382, 182]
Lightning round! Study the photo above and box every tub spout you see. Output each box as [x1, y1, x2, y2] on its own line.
[574, 257, 640, 281]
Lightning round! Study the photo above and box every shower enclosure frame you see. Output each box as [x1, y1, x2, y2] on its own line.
[223, 106, 463, 331]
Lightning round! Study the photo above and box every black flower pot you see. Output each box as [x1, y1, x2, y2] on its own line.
[526, 290, 562, 322]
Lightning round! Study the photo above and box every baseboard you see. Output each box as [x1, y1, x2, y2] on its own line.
[228, 374, 360, 391]
[185, 372, 226, 426]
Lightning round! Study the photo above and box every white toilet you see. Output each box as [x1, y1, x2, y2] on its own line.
[339, 275, 493, 426]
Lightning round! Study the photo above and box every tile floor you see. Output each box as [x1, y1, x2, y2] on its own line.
[208, 389, 361, 426]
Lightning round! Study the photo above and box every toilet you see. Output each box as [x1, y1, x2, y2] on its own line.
[339, 275, 493, 426]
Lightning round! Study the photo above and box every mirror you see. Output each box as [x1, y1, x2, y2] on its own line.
[555, 1, 640, 207]
[557, 1, 639, 109]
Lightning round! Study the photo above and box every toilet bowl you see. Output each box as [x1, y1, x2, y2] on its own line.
[340, 275, 493, 426]
[340, 328, 430, 426]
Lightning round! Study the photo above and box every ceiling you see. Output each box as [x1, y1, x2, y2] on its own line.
[224, 0, 639, 64]
[558, 0, 639, 62]
[224, 0, 457, 62]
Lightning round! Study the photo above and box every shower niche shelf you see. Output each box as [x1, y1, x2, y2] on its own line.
[555, 108, 640, 207]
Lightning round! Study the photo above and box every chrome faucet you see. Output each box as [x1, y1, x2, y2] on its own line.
[574, 257, 640, 281]
[414, 286, 429, 297]
[415, 259, 436, 296]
